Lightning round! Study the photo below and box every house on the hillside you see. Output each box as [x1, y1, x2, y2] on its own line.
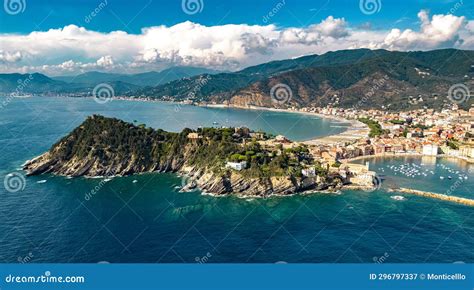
[225, 161, 248, 171]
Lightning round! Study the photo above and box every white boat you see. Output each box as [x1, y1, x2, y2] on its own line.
[390, 195, 406, 201]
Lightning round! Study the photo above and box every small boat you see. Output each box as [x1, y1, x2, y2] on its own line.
[390, 195, 406, 201]
[440, 176, 444, 180]
[37, 180, 47, 184]
[212, 121, 219, 125]
[448, 176, 452, 180]
[132, 180, 138, 184]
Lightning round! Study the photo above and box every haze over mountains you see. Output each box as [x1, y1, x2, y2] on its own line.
[52, 67, 222, 87]
[136, 49, 474, 110]
[0, 66, 221, 94]
[1, 49, 473, 110]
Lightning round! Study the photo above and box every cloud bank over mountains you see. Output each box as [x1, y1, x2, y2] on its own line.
[0, 10, 473, 75]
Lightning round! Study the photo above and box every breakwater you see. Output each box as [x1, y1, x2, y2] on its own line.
[390, 187, 474, 207]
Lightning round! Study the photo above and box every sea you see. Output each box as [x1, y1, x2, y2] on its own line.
[0, 96, 472, 263]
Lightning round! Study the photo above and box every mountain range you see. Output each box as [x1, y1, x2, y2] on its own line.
[134, 49, 474, 110]
[1, 49, 473, 110]
[52, 66, 221, 87]
[0, 66, 221, 95]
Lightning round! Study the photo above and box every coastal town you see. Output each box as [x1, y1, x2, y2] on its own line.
[295, 103, 474, 164]
[186, 102, 474, 192]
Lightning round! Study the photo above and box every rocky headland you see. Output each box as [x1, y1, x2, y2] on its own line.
[23, 115, 348, 197]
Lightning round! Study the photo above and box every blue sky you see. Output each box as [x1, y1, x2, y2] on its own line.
[1, 0, 471, 33]
[0, 0, 473, 75]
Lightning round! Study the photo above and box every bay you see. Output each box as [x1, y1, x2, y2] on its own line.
[0, 96, 472, 263]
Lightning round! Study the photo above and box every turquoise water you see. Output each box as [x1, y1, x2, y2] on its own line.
[0, 97, 473, 263]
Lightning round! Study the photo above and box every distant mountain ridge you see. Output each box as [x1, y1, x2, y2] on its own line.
[1, 49, 473, 110]
[0, 66, 221, 94]
[134, 48, 474, 110]
[52, 66, 221, 87]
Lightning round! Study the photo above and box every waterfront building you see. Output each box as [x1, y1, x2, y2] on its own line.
[339, 162, 375, 186]
[422, 144, 439, 156]
[460, 146, 474, 159]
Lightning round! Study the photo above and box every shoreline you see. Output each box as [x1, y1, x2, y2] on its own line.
[201, 103, 369, 145]
[341, 152, 474, 164]
[25, 96, 366, 145]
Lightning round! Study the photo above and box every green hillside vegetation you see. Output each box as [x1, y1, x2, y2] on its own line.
[133, 48, 474, 110]
[358, 118, 389, 137]
[50, 115, 319, 179]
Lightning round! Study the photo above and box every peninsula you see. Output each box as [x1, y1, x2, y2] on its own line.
[22, 115, 376, 197]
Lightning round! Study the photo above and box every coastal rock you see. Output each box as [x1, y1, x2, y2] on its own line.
[23, 115, 338, 197]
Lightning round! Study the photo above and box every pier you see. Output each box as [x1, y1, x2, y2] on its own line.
[391, 187, 474, 207]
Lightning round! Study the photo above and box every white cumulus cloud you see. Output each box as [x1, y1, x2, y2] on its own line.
[381, 10, 466, 50]
[0, 10, 472, 76]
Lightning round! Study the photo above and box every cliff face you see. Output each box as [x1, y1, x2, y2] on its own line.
[23, 115, 333, 197]
[23, 115, 189, 177]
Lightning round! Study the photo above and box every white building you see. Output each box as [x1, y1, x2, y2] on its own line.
[225, 161, 247, 171]
[301, 167, 316, 177]
[422, 144, 439, 156]
[275, 135, 289, 142]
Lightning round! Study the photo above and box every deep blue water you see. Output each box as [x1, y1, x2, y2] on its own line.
[0, 97, 473, 263]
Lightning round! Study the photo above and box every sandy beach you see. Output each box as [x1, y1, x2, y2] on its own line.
[202, 103, 369, 145]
